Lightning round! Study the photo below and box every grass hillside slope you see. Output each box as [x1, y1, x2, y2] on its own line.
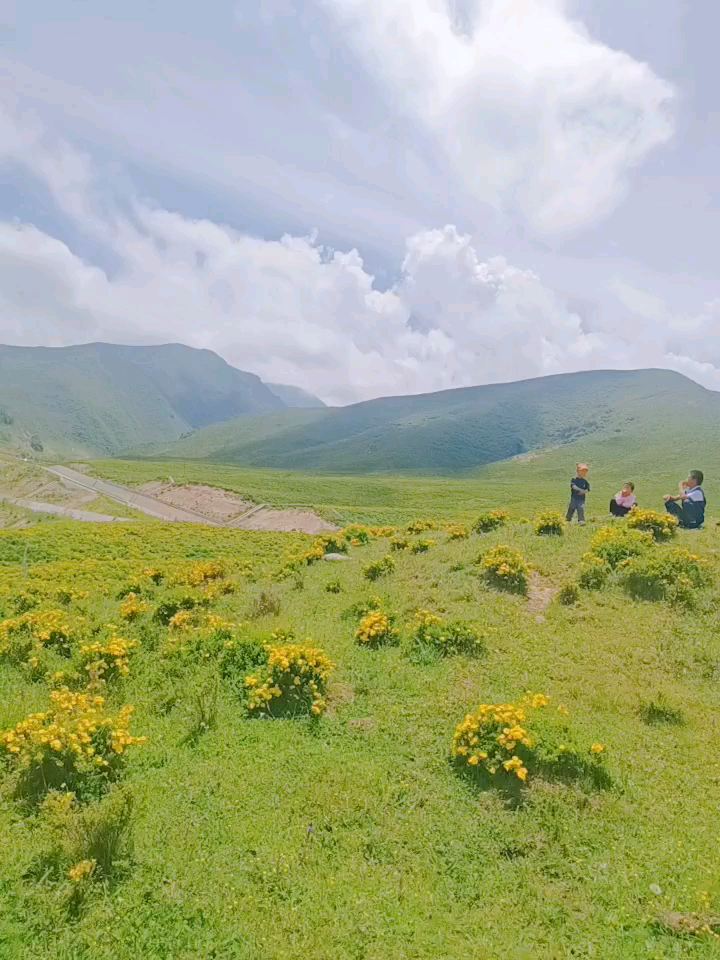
[132, 369, 720, 474]
[1, 509, 720, 958]
[0, 343, 284, 457]
[266, 383, 326, 408]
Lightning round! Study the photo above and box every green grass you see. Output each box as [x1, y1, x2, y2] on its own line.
[1, 507, 720, 958]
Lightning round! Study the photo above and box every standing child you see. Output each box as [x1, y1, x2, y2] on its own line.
[566, 463, 590, 525]
[609, 481, 636, 517]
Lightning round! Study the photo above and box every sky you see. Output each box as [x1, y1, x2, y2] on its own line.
[1, 0, 719, 405]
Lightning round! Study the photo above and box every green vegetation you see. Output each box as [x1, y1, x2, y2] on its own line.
[129, 368, 720, 474]
[1, 497, 719, 958]
[0, 343, 286, 457]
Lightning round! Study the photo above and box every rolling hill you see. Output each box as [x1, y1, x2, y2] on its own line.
[130, 368, 720, 474]
[0, 342, 288, 457]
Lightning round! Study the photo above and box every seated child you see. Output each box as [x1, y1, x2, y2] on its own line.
[664, 469, 707, 529]
[566, 462, 590, 525]
[609, 481, 636, 517]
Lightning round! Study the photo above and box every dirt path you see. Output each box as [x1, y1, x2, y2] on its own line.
[2, 498, 134, 523]
[527, 572, 558, 623]
[46, 467, 224, 525]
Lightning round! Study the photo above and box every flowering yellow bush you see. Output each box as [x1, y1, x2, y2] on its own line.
[119, 593, 149, 621]
[578, 554, 610, 590]
[244, 643, 334, 718]
[406, 519, 437, 534]
[445, 524, 469, 541]
[363, 555, 396, 581]
[627, 508, 678, 541]
[620, 548, 710, 604]
[473, 510, 509, 534]
[356, 611, 398, 647]
[0, 609, 80, 666]
[451, 694, 550, 783]
[480, 545, 529, 594]
[589, 525, 653, 568]
[168, 610, 194, 631]
[80, 636, 139, 683]
[0, 688, 145, 798]
[534, 511, 564, 536]
[389, 536, 410, 552]
[342, 524, 372, 545]
[181, 561, 227, 586]
[410, 610, 484, 656]
[68, 859, 96, 883]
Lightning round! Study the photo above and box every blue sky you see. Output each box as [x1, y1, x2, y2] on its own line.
[1, 0, 718, 403]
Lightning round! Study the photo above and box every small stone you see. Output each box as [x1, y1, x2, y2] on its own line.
[649, 884, 663, 896]
[322, 553, 351, 562]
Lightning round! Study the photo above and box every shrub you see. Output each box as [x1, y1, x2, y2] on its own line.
[445, 524, 469, 541]
[578, 555, 610, 590]
[620, 549, 710, 604]
[390, 536, 410, 552]
[0, 689, 145, 801]
[406, 519, 437, 534]
[119, 593, 148, 622]
[451, 694, 550, 784]
[153, 595, 197, 625]
[410, 539, 434, 554]
[316, 534, 348, 555]
[473, 510, 509, 534]
[244, 643, 334, 718]
[181, 561, 226, 587]
[627, 508, 678, 541]
[341, 597, 383, 622]
[218, 634, 267, 689]
[480, 545, 529, 594]
[534, 511, 564, 536]
[0, 609, 77, 665]
[363, 555, 396, 581]
[355, 611, 398, 647]
[342, 525, 371, 545]
[325, 579, 342, 594]
[590, 526, 653, 569]
[410, 610, 485, 657]
[80, 636, 139, 684]
[558, 583, 580, 606]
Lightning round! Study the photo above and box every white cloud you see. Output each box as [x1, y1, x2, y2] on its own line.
[322, 0, 674, 233]
[0, 91, 717, 406]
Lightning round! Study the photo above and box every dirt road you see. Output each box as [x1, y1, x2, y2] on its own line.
[46, 466, 224, 525]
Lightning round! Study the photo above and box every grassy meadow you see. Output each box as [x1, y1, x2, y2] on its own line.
[1, 482, 720, 958]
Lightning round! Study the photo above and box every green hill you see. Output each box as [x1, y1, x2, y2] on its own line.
[0, 343, 285, 457]
[132, 368, 720, 474]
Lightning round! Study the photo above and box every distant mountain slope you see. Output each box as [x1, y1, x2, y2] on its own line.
[266, 383, 326, 408]
[133, 369, 720, 474]
[0, 343, 284, 457]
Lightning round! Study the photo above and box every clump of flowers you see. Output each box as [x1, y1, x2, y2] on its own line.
[356, 610, 398, 647]
[363, 555, 396, 581]
[451, 693, 550, 784]
[410, 539, 434, 554]
[0, 609, 79, 666]
[0, 689, 145, 799]
[186, 561, 226, 586]
[534, 511, 564, 536]
[627, 508, 678, 541]
[342, 524, 372, 546]
[589, 525, 653, 569]
[244, 643, 334, 718]
[473, 510, 509, 534]
[445, 524, 469, 541]
[68, 859, 96, 884]
[410, 610, 484, 657]
[620, 548, 710, 604]
[119, 592, 148, 621]
[80, 636, 139, 683]
[168, 609, 194, 631]
[480, 545, 529, 595]
[407, 519, 437, 534]
[142, 567, 164, 585]
[390, 536, 410, 552]
[578, 554, 610, 590]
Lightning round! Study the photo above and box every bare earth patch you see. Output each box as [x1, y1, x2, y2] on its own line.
[140, 482, 254, 523]
[527, 572, 558, 623]
[139, 482, 338, 534]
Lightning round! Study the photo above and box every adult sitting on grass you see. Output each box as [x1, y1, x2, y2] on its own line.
[663, 469, 707, 529]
